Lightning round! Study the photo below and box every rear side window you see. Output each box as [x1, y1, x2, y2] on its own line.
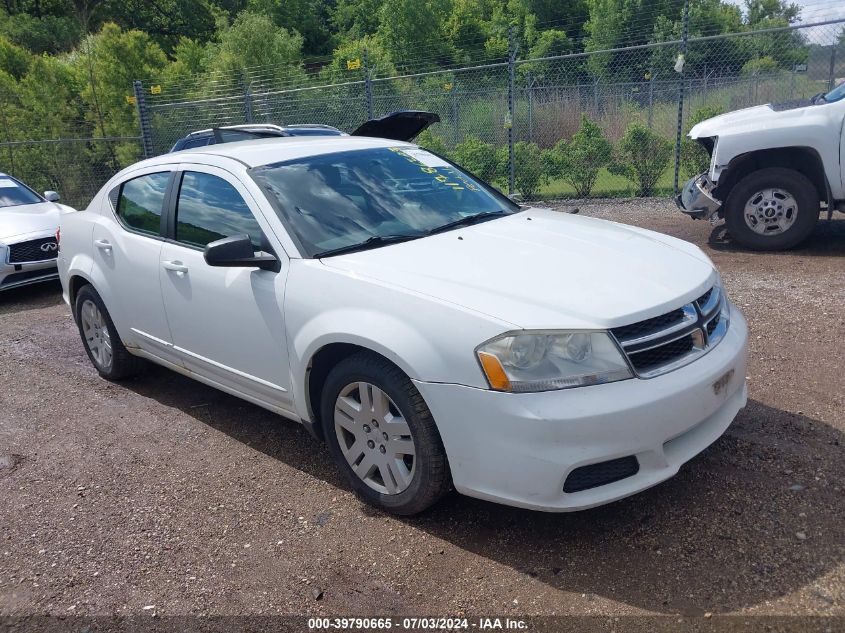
[180, 136, 212, 149]
[116, 172, 170, 236]
[175, 172, 263, 248]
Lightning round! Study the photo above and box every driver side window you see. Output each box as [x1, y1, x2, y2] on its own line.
[174, 171, 264, 248]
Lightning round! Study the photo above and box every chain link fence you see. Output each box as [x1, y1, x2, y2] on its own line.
[3, 18, 842, 209]
[0, 136, 142, 209]
[137, 18, 844, 201]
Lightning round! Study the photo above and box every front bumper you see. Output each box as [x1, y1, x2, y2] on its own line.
[0, 246, 58, 292]
[414, 303, 748, 512]
[676, 172, 722, 220]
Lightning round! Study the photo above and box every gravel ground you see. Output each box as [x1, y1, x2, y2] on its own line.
[1, 199, 843, 621]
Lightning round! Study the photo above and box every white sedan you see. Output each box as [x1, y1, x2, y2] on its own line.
[0, 173, 74, 292]
[57, 135, 748, 514]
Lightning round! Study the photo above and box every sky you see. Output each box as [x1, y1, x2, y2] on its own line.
[725, 0, 845, 23]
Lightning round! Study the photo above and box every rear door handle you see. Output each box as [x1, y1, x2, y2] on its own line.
[94, 239, 112, 252]
[162, 260, 189, 274]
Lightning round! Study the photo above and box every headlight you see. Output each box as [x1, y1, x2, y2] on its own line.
[476, 331, 633, 392]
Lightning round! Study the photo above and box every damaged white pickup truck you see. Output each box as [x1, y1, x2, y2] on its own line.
[676, 81, 845, 250]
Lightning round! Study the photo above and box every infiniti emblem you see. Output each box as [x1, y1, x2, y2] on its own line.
[40, 242, 58, 252]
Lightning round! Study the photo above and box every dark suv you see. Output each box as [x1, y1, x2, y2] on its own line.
[169, 124, 344, 152]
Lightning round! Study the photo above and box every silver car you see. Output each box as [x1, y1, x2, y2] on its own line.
[0, 173, 75, 292]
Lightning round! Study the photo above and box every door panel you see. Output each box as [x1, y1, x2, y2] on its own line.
[90, 169, 177, 364]
[159, 167, 292, 411]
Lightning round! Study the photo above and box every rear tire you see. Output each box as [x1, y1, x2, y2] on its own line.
[321, 352, 451, 515]
[74, 285, 144, 381]
[723, 167, 819, 250]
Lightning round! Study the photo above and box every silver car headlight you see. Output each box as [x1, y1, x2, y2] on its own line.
[476, 331, 633, 392]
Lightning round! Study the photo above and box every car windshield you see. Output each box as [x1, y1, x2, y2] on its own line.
[0, 176, 42, 208]
[250, 146, 519, 257]
[823, 80, 845, 103]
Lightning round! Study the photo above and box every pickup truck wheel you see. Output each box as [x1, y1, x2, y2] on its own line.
[74, 285, 145, 380]
[321, 352, 451, 515]
[724, 167, 819, 250]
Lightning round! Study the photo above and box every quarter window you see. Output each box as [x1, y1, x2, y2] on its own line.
[116, 172, 170, 236]
[175, 172, 263, 248]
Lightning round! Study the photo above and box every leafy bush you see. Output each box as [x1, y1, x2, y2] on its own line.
[545, 114, 612, 197]
[414, 129, 450, 159]
[494, 141, 548, 200]
[453, 135, 499, 182]
[680, 106, 723, 178]
[609, 124, 672, 197]
[741, 56, 779, 75]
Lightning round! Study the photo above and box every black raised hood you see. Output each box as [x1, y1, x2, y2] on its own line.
[351, 110, 440, 142]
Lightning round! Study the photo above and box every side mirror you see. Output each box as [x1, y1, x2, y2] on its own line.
[44, 191, 60, 202]
[204, 234, 279, 272]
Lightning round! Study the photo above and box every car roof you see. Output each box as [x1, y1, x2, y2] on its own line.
[161, 136, 413, 169]
[185, 124, 287, 137]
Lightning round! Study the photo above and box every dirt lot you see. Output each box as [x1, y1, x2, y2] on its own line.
[1, 200, 843, 622]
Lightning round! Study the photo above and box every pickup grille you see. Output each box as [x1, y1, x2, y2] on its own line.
[7, 237, 58, 263]
[611, 284, 728, 378]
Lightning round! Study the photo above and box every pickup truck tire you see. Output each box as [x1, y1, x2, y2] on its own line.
[74, 285, 145, 380]
[724, 167, 819, 250]
[321, 351, 451, 515]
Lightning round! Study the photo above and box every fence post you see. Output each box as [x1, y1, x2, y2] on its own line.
[828, 44, 837, 91]
[648, 71, 655, 129]
[673, 0, 690, 196]
[133, 80, 154, 159]
[244, 83, 254, 123]
[451, 82, 459, 146]
[526, 72, 534, 143]
[363, 48, 374, 120]
[593, 78, 599, 113]
[507, 27, 517, 196]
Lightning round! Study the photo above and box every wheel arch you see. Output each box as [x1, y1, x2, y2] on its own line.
[714, 146, 829, 211]
[67, 272, 95, 315]
[302, 341, 413, 442]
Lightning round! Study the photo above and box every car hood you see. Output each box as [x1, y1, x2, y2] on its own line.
[321, 209, 716, 330]
[689, 102, 817, 139]
[0, 201, 70, 243]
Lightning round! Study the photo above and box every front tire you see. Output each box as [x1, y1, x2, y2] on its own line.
[74, 285, 144, 380]
[321, 352, 451, 515]
[723, 167, 819, 250]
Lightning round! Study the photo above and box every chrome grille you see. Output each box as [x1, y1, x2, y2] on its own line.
[611, 284, 728, 378]
[7, 237, 58, 263]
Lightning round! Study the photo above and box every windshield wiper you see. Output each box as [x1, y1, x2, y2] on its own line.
[315, 234, 423, 258]
[426, 211, 509, 235]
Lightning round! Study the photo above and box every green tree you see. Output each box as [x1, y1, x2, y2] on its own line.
[377, 0, 453, 70]
[0, 34, 30, 79]
[331, 0, 384, 40]
[322, 35, 395, 82]
[546, 114, 612, 197]
[0, 11, 81, 53]
[610, 123, 672, 196]
[74, 23, 167, 165]
[247, 0, 332, 55]
[206, 12, 304, 88]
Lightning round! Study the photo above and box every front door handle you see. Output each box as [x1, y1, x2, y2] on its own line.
[94, 239, 112, 252]
[162, 260, 189, 274]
